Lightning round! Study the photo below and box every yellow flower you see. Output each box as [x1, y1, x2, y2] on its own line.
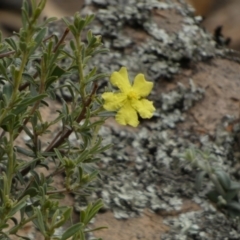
[102, 67, 155, 127]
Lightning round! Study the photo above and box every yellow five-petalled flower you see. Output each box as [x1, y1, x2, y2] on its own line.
[102, 67, 156, 127]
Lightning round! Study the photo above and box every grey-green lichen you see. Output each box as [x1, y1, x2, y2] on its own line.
[85, 0, 217, 80]
[48, 0, 219, 99]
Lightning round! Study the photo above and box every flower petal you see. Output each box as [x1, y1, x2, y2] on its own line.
[110, 67, 131, 93]
[131, 99, 155, 119]
[119, 67, 129, 80]
[102, 92, 126, 111]
[132, 74, 153, 97]
[115, 102, 139, 127]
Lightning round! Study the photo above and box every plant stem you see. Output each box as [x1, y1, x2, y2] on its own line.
[16, 60, 46, 140]
[6, 130, 14, 193]
[0, 50, 15, 58]
[0, 53, 28, 126]
[75, 34, 86, 100]
[90, 124, 101, 148]
[47, 188, 69, 195]
[53, 28, 69, 53]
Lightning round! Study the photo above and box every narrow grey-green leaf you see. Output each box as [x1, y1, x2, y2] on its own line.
[230, 181, 240, 190]
[29, 27, 47, 55]
[61, 223, 83, 240]
[225, 190, 238, 202]
[215, 170, 231, 190]
[19, 93, 47, 106]
[195, 171, 207, 191]
[227, 201, 240, 212]
[8, 195, 29, 217]
[34, 208, 46, 234]
[2, 83, 13, 103]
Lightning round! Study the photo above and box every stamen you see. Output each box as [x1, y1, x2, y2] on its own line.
[128, 91, 139, 100]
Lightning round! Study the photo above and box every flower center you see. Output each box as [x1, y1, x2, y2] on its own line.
[127, 90, 139, 100]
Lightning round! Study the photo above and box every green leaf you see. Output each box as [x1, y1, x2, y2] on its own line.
[68, 25, 78, 36]
[23, 187, 39, 198]
[54, 149, 64, 164]
[38, 162, 49, 171]
[21, 0, 30, 28]
[62, 17, 72, 30]
[30, 0, 37, 11]
[2, 83, 13, 104]
[63, 80, 80, 95]
[61, 223, 84, 240]
[207, 189, 219, 203]
[86, 73, 109, 84]
[22, 73, 37, 86]
[16, 171, 25, 185]
[76, 19, 85, 32]
[78, 229, 85, 240]
[29, 27, 47, 55]
[52, 208, 72, 229]
[62, 207, 72, 222]
[81, 200, 103, 225]
[5, 38, 18, 52]
[87, 30, 93, 43]
[195, 171, 207, 191]
[70, 39, 76, 51]
[19, 203, 27, 222]
[39, 17, 58, 27]
[15, 146, 35, 157]
[225, 190, 238, 202]
[40, 99, 49, 107]
[0, 189, 4, 202]
[229, 181, 240, 190]
[51, 65, 66, 78]
[11, 104, 28, 116]
[8, 217, 21, 234]
[8, 195, 29, 217]
[90, 47, 109, 56]
[19, 41, 28, 52]
[184, 149, 196, 162]
[215, 170, 231, 191]
[84, 226, 107, 233]
[18, 93, 47, 106]
[0, 61, 10, 81]
[31, 0, 47, 22]
[23, 125, 34, 139]
[1, 113, 16, 129]
[34, 208, 46, 234]
[45, 65, 66, 90]
[48, 193, 65, 200]
[227, 201, 240, 212]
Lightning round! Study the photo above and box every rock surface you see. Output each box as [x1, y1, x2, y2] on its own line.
[7, 0, 240, 239]
[75, 1, 240, 239]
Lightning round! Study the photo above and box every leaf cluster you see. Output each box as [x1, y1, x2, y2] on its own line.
[184, 149, 240, 218]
